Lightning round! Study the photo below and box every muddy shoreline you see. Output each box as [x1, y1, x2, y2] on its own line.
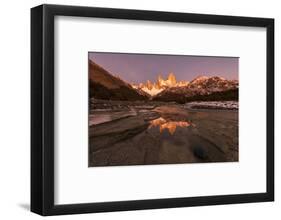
[89, 99, 238, 167]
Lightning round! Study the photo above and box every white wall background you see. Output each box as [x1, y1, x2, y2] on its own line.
[0, 0, 279, 219]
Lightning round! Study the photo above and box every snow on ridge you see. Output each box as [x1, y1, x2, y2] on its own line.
[184, 101, 238, 110]
[142, 87, 164, 96]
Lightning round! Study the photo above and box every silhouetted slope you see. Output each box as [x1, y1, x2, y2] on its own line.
[89, 60, 148, 100]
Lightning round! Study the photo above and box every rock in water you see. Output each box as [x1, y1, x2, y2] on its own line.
[193, 146, 208, 160]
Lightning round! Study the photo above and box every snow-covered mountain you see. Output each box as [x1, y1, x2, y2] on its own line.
[133, 74, 238, 98]
[132, 73, 189, 96]
[153, 75, 238, 103]
[187, 76, 238, 93]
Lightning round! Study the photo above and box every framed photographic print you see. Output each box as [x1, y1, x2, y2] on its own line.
[31, 4, 274, 216]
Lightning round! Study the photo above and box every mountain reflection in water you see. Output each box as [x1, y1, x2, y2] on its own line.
[149, 117, 194, 135]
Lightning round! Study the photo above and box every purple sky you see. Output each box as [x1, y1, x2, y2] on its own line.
[89, 52, 239, 84]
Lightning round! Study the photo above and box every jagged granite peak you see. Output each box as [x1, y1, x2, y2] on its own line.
[134, 73, 189, 96]
[167, 72, 176, 85]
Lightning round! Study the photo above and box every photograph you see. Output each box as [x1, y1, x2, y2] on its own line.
[88, 52, 239, 167]
[29, 3, 274, 216]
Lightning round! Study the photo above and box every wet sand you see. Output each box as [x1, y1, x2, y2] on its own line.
[89, 100, 238, 167]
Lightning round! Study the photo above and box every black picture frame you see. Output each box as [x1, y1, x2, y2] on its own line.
[31, 4, 274, 216]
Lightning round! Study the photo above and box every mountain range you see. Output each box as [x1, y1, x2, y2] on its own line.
[89, 60, 238, 103]
[153, 75, 238, 103]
